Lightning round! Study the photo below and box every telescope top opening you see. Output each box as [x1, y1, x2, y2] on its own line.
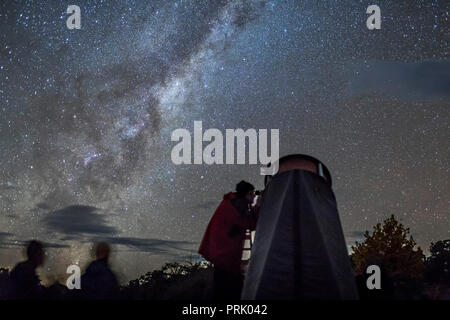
[265, 154, 332, 187]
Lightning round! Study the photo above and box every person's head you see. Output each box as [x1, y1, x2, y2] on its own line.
[235, 180, 255, 202]
[94, 242, 111, 261]
[26, 240, 44, 268]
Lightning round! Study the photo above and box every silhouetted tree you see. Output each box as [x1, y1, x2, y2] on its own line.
[351, 215, 425, 278]
[121, 261, 213, 300]
[424, 239, 450, 284]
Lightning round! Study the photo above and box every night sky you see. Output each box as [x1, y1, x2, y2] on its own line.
[0, 0, 449, 284]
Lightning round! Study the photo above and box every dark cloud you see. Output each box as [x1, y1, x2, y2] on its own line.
[90, 236, 193, 255]
[0, 233, 70, 249]
[38, 204, 193, 256]
[42, 205, 118, 236]
[350, 61, 450, 100]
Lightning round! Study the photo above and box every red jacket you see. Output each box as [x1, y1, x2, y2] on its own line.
[198, 192, 259, 274]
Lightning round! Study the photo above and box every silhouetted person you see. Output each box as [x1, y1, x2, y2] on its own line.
[81, 242, 119, 300]
[8, 240, 47, 300]
[199, 180, 260, 300]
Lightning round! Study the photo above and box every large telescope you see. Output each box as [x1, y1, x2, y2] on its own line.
[241, 154, 359, 300]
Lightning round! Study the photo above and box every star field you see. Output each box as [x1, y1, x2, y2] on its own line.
[0, 0, 449, 283]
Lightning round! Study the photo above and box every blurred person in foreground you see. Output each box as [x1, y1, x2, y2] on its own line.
[8, 240, 47, 300]
[81, 242, 120, 300]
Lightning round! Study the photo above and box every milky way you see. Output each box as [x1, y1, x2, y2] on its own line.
[0, 0, 449, 283]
